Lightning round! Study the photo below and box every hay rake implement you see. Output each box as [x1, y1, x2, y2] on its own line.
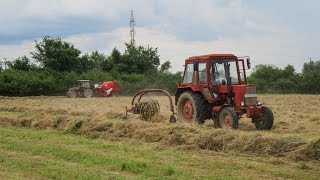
[125, 89, 177, 122]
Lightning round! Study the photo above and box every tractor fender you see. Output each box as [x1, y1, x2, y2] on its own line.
[175, 88, 190, 105]
[212, 104, 231, 116]
[175, 86, 203, 105]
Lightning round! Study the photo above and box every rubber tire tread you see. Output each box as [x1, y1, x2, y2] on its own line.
[192, 93, 210, 124]
[83, 89, 93, 98]
[217, 107, 239, 129]
[254, 106, 274, 130]
[177, 91, 208, 124]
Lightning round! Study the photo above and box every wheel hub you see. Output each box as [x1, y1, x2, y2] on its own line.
[223, 113, 233, 128]
[182, 100, 193, 122]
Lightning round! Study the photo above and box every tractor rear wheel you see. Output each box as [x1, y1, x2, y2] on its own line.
[216, 107, 239, 129]
[83, 89, 93, 98]
[177, 92, 207, 124]
[253, 106, 274, 130]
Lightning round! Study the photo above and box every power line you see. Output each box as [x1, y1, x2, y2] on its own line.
[130, 10, 136, 44]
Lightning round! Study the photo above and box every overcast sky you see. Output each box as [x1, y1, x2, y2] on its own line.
[0, 0, 319, 72]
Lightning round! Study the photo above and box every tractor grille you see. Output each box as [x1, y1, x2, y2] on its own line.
[246, 86, 256, 94]
[244, 86, 257, 105]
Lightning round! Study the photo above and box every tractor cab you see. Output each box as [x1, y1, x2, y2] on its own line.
[177, 54, 250, 102]
[175, 54, 273, 130]
[78, 80, 91, 89]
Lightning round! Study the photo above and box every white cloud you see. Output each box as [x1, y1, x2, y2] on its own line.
[0, 23, 310, 72]
[0, 0, 319, 73]
[0, 40, 36, 61]
[65, 26, 308, 73]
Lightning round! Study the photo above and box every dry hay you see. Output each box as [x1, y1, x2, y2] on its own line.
[0, 95, 320, 162]
[1, 112, 319, 162]
[288, 138, 320, 161]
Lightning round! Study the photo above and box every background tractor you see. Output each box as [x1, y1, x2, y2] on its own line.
[66, 80, 93, 98]
[67, 80, 120, 98]
[175, 54, 274, 130]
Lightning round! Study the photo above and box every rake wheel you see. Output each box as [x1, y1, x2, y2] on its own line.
[139, 98, 160, 121]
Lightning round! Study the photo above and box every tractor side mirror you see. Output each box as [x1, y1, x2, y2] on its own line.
[247, 57, 251, 69]
[193, 61, 199, 71]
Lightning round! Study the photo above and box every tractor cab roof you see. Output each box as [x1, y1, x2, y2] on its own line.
[187, 54, 237, 62]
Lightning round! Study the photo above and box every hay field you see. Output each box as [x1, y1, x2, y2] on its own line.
[0, 95, 319, 159]
[0, 95, 320, 157]
[0, 94, 319, 178]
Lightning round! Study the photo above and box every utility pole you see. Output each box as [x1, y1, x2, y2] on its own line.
[130, 10, 136, 45]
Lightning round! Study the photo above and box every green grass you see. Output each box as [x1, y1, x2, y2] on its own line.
[0, 111, 25, 118]
[0, 127, 319, 179]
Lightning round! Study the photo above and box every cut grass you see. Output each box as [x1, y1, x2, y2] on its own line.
[0, 127, 319, 179]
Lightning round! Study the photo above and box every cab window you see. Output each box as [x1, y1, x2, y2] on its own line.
[199, 63, 207, 83]
[183, 63, 193, 84]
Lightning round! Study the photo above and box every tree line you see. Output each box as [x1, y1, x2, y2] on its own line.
[248, 61, 320, 93]
[0, 36, 181, 96]
[0, 36, 319, 96]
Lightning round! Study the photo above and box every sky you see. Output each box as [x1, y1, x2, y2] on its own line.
[0, 0, 319, 72]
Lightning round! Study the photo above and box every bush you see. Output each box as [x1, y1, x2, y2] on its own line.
[0, 69, 182, 96]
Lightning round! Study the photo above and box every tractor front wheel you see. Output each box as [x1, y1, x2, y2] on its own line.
[216, 107, 239, 129]
[177, 92, 207, 124]
[67, 91, 77, 98]
[83, 89, 93, 98]
[253, 106, 274, 130]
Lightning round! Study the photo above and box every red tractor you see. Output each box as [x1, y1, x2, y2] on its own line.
[175, 54, 274, 130]
[95, 80, 120, 97]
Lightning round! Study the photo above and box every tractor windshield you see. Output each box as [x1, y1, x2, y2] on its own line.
[211, 60, 239, 85]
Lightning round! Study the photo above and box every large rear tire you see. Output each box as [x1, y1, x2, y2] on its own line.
[216, 107, 239, 129]
[83, 89, 93, 98]
[176, 92, 208, 124]
[253, 106, 274, 130]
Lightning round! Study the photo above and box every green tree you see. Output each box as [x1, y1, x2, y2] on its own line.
[77, 51, 106, 73]
[160, 60, 172, 72]
[248, 65, 281, 92]
[89, 51, 107, 70]
[248, 64, 299, 93]
[121, 43, 160, 74]
[7, 56, 36, 71]
[31, 36, 81, 72]
[299, 60, 320, 93]
[101, 48, 122, 72]
[104, 44, 161, 74]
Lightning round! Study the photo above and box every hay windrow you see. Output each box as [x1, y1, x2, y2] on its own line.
[0, 95, 320, 162]
[2, 113, 318, 161]
[288, 138, 320, 161]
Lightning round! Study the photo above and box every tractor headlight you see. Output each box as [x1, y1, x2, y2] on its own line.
[241, 101, 245, 106]
[256, 100, 262, 106]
